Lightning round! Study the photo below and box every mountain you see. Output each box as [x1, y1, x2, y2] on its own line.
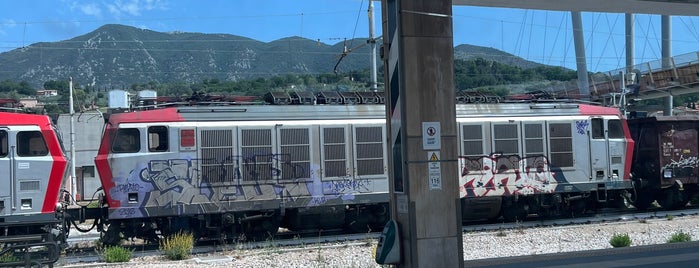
[0, 24, 548, 88]
[453, 44, 545, 69]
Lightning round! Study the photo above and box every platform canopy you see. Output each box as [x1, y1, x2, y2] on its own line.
[453, 0, 699, 16]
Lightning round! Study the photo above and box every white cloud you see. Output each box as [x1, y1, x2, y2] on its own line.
[107, 0, 166, 17]
[0, 19, 17, 35]
[80, 3, 103, 17]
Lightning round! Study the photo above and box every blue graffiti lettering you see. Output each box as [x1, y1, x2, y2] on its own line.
[115, 183, 144, 194]
[576, 120, 589, 135]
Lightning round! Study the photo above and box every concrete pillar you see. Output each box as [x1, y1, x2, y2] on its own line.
[625, 14, 635, 70]
[572, 11, 590, 98]
[662, 15, 672, 116]
[381, 0, 463, 267]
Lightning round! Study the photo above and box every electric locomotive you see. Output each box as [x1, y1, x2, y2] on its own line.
[0, 111, 70, 266]
[456, 100, 634, 221]
[93, 91, 635, 244]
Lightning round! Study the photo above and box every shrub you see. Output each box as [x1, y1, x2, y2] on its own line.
[160, 232, 194, 260]
[102, 246, 133, 263]
[0, 251, 19, 263]
[667, 231, 692, 243]
[609, 233, 632, 248]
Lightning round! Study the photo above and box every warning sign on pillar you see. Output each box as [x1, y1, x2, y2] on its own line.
[428, 151, 442, 190]
[422, 122, 441, 150]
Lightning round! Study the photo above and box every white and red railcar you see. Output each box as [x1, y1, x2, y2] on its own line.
[94, 97, 634, 242]
[0, 111, 69, 264]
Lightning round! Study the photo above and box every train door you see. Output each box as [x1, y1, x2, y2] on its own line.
[0, 129, 10, 214]
[11, 127, 51, 215]
[589, 118, 626, 182]
[589, 118, 610, 181]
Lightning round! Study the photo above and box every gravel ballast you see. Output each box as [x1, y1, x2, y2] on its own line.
[61, 215, 699, 267]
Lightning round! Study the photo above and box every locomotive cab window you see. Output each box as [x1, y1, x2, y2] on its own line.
[0, 130, 7, 157]
[148, 126, 169, 152]
[608, 119, 624, 139]
[591, 118, 604, 139]
[17, 131, 48, 157]
[112, 128, 140, 153]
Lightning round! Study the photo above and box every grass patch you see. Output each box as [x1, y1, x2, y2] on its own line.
[160, 232, 194, 260]
[609, 233, 632, 248]
[102, 246, 133, 263]
[0, 251, 19, 263]
[667, 231, 692, 243]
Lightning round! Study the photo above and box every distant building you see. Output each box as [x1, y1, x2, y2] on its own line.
[0, 98, 21, 109]
[37, 89, 58, 97]
[56, 111, 105, 201]
[19, 97, 38, 108]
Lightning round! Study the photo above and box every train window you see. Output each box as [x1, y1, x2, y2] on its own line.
[17, 131, 48, 157]
[200, 129, 235, 184]
[591, 118, 604, 139]
[0, 130, 7, 157]
[148, 126, 169, 152]
[524, 123, 545, 168]
[354, 126, 384, 176]
[241, 128, 273, 181]
[322, 127, 348, 178]
[493, 124, 519, 155]
[462, 125, 483, 156]
[549, 123, 574, 168]
[82, 166, 95, 178]
[280, 128, 310, 180]
[112, 128, 140, 153]
[461, 125, 484, 170]
[608, 119, 624, 139]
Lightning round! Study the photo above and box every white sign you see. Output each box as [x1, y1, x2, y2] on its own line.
[428, 151, 442, 190]
[397, 194, 409, 214]
[422, 122, 441, 150]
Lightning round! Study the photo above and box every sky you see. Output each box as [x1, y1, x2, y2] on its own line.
[0, 0, 698, 73]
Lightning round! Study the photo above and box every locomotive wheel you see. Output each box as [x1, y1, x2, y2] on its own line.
[502, 203, 527, 222]
[633, 193, 655, 210]
[568, 198, 587, 217]
[242, 213, 281, 241]
[101, 222, 122, 246]
[610, 191, 632, 209]
[658, 187, 688, 210]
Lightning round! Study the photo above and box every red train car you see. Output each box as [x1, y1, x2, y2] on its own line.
[0, 111, 70, 265]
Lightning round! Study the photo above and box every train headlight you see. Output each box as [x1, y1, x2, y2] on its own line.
[663, 168, 673, 179]
[55, 202, 64, 212]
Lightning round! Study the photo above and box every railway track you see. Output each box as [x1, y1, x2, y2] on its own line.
[56, 206, 699, 267]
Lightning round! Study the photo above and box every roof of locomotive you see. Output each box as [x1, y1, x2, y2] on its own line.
[0, 111, 52, 126]
[105, 101, 622, 126]
[105, 89, 628, 126]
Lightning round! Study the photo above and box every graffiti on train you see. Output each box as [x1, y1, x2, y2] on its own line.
[664, 155, 699, 169]
[576, 120, 590, 135]
[107, 154, 373, 218]
[458, 154, 558, 197]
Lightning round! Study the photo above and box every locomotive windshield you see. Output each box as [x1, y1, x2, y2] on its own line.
[17, 131, 48, 157]
[112, 128, 141, 153]
[0, 130, 7, 157]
